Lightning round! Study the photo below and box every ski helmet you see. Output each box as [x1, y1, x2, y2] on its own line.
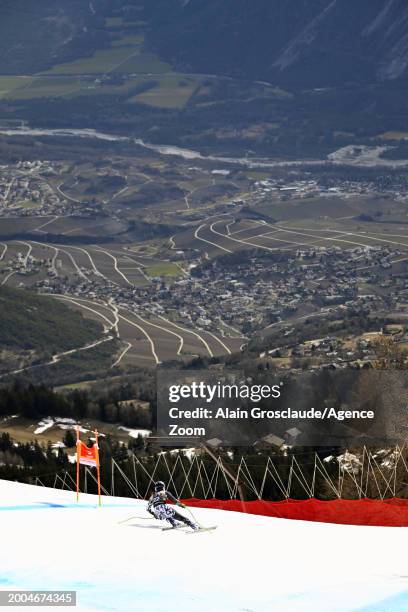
[154, 481, 165, 492]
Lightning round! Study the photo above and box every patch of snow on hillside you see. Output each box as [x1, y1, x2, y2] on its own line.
[34, 418, 54, 435]
[34, 417, 89, 436]
[117, 426, 151, 438]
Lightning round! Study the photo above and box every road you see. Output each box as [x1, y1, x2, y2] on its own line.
[17, 241, 33, 266]
[0, 332, 114, 379]
[205, 218, 408, 253]
[33, 215, 59, 233]
[1, 177, 15, 205]
[133, 312, 184, 356]
[1, 270, 16, 286]
[54, 295, 117, 334]
[92, 247, 134, 286]
[111, 342, 132, 368]
[28, 240, 86, 279]
[117, 312, 160, 365]
[194, 223, 233, 254]
[156, 314, 214, 357]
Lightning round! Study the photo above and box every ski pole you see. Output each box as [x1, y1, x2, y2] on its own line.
[118, 515, 154, 524]
[184, 505, 201, 526]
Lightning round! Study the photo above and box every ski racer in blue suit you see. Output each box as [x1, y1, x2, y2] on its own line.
[147, 481, 198, 530]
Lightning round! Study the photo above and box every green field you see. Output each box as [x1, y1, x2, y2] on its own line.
[0, 76, 34, 98]
[41, 35, 170, 76]
[146, 262, 182, 277]
[5, 76, 82, 100]
[130, 74, 198, 109]
[245, 170, 273, 180]
[105, 17, 123, 28]
[111, 52, 169, 74]
[380, 131, 408, 141]
[43, 47, 140, 75]
[0, 26, 195, 107]
[0, 74, 160, 102]
[14, 200, 41, 209]
[112, 35, 144, 47]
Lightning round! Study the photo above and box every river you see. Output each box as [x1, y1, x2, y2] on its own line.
[0, 126, 406, 169]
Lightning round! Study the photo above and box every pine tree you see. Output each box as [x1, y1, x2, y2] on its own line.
[63, 429, 76, 448]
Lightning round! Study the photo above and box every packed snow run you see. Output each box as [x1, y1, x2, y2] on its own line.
[0, 480, 406, 611]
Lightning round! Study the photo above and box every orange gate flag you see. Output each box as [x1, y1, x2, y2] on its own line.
[77, 441, 98, 467]
[76, 427, 102, 506]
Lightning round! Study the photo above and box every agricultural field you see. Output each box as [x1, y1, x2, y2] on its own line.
[0, 215, 128, 239]
[105, 17, 124, 29]
[171, 213, 408, 257]
[145, 262, 180, 277]
[0, 76, 35, 98]
[1, 76, 82, 100]
[379, 132, 408, 141]
[0, 14, 196, 109]
[0, 72, 201, 109]
[129, 74, 199, 109]
[42, 45, 170, 76]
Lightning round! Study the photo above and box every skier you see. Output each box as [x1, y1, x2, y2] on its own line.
[147, 481, 199, 530]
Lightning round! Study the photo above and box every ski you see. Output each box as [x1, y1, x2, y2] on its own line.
[161, 525, 189, 531]
[161, 525, 216, 532]
[186, 525, 217, 534]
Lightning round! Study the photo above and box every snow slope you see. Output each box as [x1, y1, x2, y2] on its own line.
[0, 480, 407, 612]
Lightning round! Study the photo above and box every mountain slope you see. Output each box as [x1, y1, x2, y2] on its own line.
[0, 0, 109, 75]
[143, 0, 408, 86]
[0, 286, 102, 375]
[3, 1, 408, 86]
[0, 286, 101, 354]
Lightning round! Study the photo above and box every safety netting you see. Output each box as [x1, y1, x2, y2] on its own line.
[33, 446, 408, 526]
[181, 497, 408, 527]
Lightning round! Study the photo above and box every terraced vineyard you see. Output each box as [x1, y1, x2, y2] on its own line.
[0, 226, 243, 376]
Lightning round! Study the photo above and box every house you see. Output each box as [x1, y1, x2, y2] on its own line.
[256, 434, 285, 450]
[285, 427, 302, 444]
